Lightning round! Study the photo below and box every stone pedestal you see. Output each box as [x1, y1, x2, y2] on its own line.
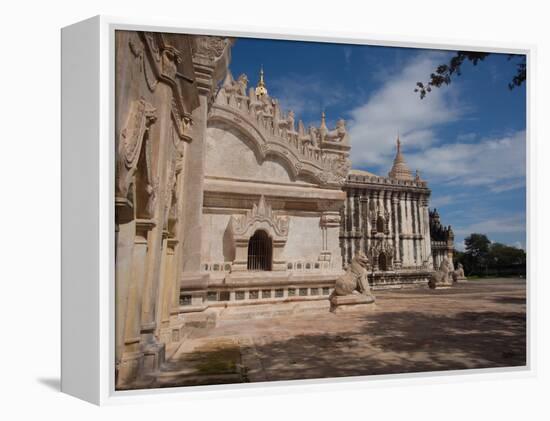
[142, 342, 166, 374]
[330, 294, 375, 313]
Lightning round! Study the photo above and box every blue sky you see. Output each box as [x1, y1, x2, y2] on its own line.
[228, 38, 527, 251]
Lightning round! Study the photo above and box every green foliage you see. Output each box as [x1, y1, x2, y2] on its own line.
[454, 233, 526, 277]
[488, 242, 526, 267]
[463, 233, 490, 275]
[415, 52, 526, 99]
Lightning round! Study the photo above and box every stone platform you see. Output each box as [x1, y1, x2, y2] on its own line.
[136, 278, 526, 390]
[329, 294, 375, 313]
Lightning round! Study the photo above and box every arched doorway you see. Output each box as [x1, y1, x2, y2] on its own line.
[247, 230, 272, 271]
[378, 252, 387, 271]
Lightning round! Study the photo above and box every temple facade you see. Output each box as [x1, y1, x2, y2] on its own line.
[340, 138, 455, 288]
[114, 31, 454, 389]
[341, 155, 432, 287]
[194, 67, 352, 315]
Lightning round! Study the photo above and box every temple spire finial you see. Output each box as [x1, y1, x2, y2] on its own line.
[397, 133, 401, 152]
[259, 65, 265, 85]
[388, 134, 413, 181]
[255, 65, 268, 98]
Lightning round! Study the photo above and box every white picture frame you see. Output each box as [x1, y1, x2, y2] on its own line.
[61, 15, 534, 405]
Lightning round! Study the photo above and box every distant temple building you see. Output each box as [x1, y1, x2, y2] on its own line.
[342, 139, 433, 288]
[114, 31, 454, 388]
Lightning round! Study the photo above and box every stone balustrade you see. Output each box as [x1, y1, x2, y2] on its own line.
[347, 172, 428, 188]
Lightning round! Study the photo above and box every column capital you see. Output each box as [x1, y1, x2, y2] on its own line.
[192, 36, 234, 99]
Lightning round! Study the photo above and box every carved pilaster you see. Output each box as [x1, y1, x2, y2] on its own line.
[392, 194, 402, 268]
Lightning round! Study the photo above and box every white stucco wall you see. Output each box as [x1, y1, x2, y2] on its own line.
[201, 213, 233, 264]
[282, 215, 323, 262]
[202, 212, 326, 267]
[206, 126, 315, 185]
[326, 225, 343, 270]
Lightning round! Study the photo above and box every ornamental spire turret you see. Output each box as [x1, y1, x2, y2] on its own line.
[320, 110, 327, 129]
[388, 135, 413, 180]
[255, 65, 268, 98]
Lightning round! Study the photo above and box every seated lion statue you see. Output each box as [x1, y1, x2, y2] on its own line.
[451, 263, 466, 282]
[334, 251, 374, 298]
[429, 257, 453, 289]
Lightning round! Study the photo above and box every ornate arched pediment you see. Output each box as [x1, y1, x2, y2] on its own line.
[230, 195, 288, 241]
[229, 196, 289, 272]
[208, 106, 331, 184]
[207, 72, 351, 187]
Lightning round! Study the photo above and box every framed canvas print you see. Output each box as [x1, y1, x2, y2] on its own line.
[61, 16, 530, 405]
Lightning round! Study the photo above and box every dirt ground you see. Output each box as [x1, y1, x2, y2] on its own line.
[153, 278, 527, 388]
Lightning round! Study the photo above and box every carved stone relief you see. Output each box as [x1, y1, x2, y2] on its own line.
[116, 98, 157, 213]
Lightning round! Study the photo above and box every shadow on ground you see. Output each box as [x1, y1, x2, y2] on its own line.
[173, 309, 526, 384]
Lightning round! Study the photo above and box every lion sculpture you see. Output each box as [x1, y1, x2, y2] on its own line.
[334, 251, 374, 298]
[452, 263, 466, 282]
[429, 257, 453, 289]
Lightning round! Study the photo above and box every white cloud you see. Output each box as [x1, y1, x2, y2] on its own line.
[456, 132, 477, 142]
[429, 194, 456, 208]
[346, 52, 526, 194]
[453, 213, 525, 236]
[513, 241, 524, 250]
[406, 130, 526, 192]
[429, 192, 473, 208]
[348, 53, 464, 168]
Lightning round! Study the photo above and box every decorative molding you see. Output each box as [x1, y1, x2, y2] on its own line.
[346, 171, 430, 190]
[320, 212, 341, 228]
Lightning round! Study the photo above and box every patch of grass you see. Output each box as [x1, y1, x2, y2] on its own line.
[194, 347, 240, 375]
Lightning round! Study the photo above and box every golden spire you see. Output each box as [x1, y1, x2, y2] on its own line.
[255, 65, 268, 98]
[320, 110, 327, 129]
[259, 65, 265, 86]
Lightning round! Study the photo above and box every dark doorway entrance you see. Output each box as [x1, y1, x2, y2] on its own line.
[378, 252, 387, 271]
[376, 215, 385, 233]
[247, 230, 272, 271]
